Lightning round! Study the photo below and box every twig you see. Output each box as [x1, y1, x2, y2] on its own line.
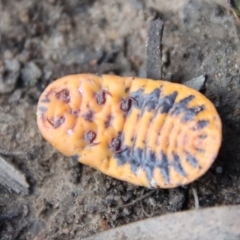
[117, 189, 156, 209]
[146, 18, 164, 80]
[0, 149, 25, 157]
[0, 156, 29, 195]
[192, 187, 199, 210]
[141, 196, 153, 218]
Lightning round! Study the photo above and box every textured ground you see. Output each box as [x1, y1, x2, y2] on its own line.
[0, 0, 240, 239]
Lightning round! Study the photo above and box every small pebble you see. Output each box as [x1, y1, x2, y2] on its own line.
[9, 89, 22, 103]
[216, 166, 223, 174]
[21, 62, 42, 87]
[0, 59, 20, 93]
[3, 50, 14, 59]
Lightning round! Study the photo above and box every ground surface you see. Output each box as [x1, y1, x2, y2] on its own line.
[0, 0, 240, 239]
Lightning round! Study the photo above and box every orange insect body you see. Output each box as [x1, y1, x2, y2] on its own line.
[36, 74, 222, 188]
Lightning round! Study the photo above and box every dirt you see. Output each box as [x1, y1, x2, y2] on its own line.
[0, 0, 240, 239]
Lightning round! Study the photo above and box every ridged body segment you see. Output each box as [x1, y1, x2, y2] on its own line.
[37, 74, 222, 188]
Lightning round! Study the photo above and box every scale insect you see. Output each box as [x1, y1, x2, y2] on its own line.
[36, 74, 222, 188]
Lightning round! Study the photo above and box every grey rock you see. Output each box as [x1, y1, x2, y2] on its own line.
[21, 62, 42, 87]
[0, 59, 20, 94]
[168, 188, 186, 211]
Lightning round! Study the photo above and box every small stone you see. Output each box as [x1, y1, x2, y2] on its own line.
[216, 166, 223, 174]
[184, 75, 206, 91]
[47, 0, 56, 4]
[21, 62, 42, 87]
[9, 89, 22, 103]
[17, 51, 30, 63]
[19, 9, 30, 24]
[168, 188, 186, 211]
[0, 59, 20, 93]
[4, 50, 14, 59]
[128, 0, 144, 10]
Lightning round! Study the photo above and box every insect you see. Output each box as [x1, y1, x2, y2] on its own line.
[36, 74, 222, 188]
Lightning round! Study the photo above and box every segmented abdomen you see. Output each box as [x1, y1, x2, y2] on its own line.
[37, 74, 222, 188]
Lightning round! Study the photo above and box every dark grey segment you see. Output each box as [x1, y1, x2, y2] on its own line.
[115, 146, 131, 166]
[129, 148, 143, 174]
[121, 98, 132, 112]
[104, 115, 112, 128]
[197, 120, 209, 129]
[180, 105, 205, 122]
[84, 111, 94, 122]
[156, 151, 170, 184]
[41, 98, 50, 103]
[199, 134, 207, 139]
[38, 106, 47, 113]
[171, 95, 195, 116]
[144, 150, 157, 181]
[55, 89, 70, 103]
[95, 91, 106, 105]
[53, 116, 65, 128]
[84, 131, 96, 144]
[110, 137, 121, 151]
[172, 152, 186, 177]
[125, 87, 130, 93]
[71, 155, 80, 161]
[143, 88, 161, 111]
[130, 89, 145, 108]
[185, 152, 198, 168]
[156, 91, 178, 114]
[70, 109, 80, 116]
[196, 148, 205, 153]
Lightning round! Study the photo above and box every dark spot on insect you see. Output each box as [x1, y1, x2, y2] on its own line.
[110, 137, 121, 151]
[84, 131, 96, 144]
[41, 98, 50, 103]
[156, 91, 178, 113]
[128, 147, 143, 174]
[144, 88, 161, 111]
[196, 120, 209, 130]
[96, 90, 111, 105]
[130, 89, 145, 108]
[55, 89, 70, 103]
[116, 146, 131, 165]
[45, 88, 54, 99]
[38, 106, 47, 113]
[156, 151, 170, 184]
[47, 116, 65, 128]
[125, 87, 130, 93]
[121, 97, 138, 112]
[172, 152, 186, 177]
[89, 142, 100, 146]
[71, 155, 80, 161]
[70, 109, 80, 116]
[121, 98, 132, 111]
[115, 147, 128, 154]
[104, 115, 112, 128]
[185, 152, 198, 168]
[196, 148, 205, 153]
[84, 111, 94, 122]
[199, 134, 207, 139]
[171, 95, 195, 116]
[95, 91, 105, 105]
[143, 149, 156, 180]
[180, 105, 205, 122]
